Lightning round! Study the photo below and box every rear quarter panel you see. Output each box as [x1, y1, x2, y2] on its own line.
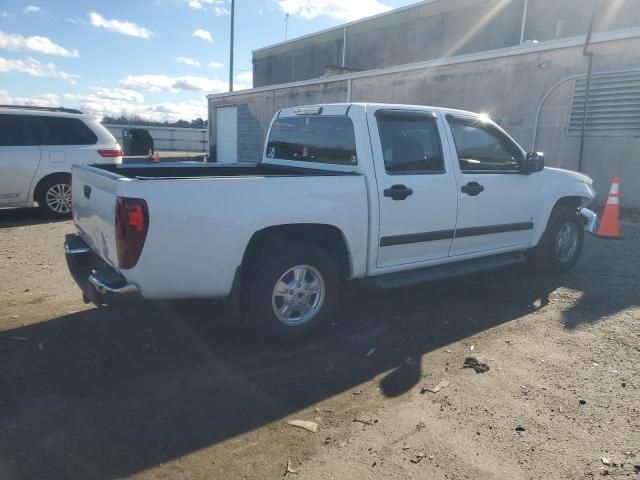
[72, 166, 125, 267]
[120, 174, 369, 299]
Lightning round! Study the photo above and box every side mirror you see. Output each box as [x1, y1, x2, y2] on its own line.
[521, 151, 545, 174]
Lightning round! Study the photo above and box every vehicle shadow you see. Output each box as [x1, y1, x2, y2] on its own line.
[0, 207, 68, 229]
[0, 231, 637, 479]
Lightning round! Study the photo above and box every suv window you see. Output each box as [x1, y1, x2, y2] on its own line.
[266, 116, 357, 165]
[377, 112, 444, 173]
[448, 118, 523, 172]
[28, 116, 98, 146]
[0, 114, 37, 146]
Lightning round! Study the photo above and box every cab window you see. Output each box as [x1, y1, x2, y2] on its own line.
[266, 116, 357, 165]
[376, 112, 444, 174]
[448, 117, 523, 173]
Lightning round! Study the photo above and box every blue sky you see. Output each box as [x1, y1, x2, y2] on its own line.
[0, 0, 415, 121]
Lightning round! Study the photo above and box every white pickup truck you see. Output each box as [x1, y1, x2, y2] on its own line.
[65, 103, 596, 338]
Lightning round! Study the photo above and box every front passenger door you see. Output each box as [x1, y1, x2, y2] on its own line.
[445, 115, 542, 257]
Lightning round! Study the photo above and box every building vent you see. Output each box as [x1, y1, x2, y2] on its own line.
[568, 70, 640, 136]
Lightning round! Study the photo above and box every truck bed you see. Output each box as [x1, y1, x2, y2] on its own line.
[94, 162, 356, 180]
[71, 162, 369, 299]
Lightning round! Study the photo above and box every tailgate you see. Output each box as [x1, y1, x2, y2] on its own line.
[71, 165, 122, 268]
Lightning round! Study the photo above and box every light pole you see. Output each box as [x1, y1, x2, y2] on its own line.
[229, 0, 235, 92]
[285, 13, 289, 40]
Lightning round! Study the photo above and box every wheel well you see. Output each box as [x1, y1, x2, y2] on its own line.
[242, 224, 352, 279]
[33, 172, 71, 203]
[551, 196, 582, 217]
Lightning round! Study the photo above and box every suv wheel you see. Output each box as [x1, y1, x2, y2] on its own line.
[244, 244, 340, 339]
[37, 174, 72, 219]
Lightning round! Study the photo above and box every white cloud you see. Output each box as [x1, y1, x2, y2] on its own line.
[79, 95, 206, 122]
[235, 71, 252, 90]
[0, 56, 78, 83]
[176, 56, 201, 67]
[209, 61, 223, 69]
[24, 5, 41, 14]
[192, 28, 213, 43]
[88, 12, 153, 39]
[0, 31, 80, 58]
[0, 90, 60, 107]
[92, 87, 144, 103]
[135, 100, 207, 122]
[185, 0, 223, 10]
[0, 88, 207, 122]
[278, 0, 391, 21]
[1, 11, 9, 18]
[213, 6, 230, 15]
[120, 74, 228, 93]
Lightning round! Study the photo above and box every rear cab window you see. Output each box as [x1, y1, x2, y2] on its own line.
[266, 116, 357, 165]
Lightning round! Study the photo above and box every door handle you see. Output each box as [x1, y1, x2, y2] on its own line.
[83, 185, 91, 199]
[461, 182, 484, 196]
[384, 184, 413, 201]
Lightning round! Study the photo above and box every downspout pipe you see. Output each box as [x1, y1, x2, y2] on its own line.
[577, 0, 597, 172]
[531, 74, 585, 151]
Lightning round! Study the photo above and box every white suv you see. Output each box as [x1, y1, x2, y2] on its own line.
[0, 106, 122, 218]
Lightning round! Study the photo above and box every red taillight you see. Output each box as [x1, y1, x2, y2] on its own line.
[115, 197, 149, 269]
[98, 149, 123, 158]
[127, 205, 145, 231]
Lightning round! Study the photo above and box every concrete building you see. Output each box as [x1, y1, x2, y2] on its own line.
[208, 0, 640, 208]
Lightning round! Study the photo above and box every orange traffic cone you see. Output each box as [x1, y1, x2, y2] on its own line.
[596, 176, 621, 239]
[148, 148, 160, 163]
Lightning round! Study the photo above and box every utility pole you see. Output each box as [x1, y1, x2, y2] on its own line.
[285, 13, 289, 40]
[229, 0, 235, 92]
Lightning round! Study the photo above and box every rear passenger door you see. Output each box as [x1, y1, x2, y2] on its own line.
[0, 114, 41, 205]
[371, 110, 458, 268]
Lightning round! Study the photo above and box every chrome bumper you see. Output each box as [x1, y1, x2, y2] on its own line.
[65, 233, 138, 304]
[579, 208, 598, 235]
[88, 274, 138, 295]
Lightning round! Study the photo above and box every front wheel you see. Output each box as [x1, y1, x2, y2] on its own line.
[243, 244, 340, 339]
[528, 207, 584, 274]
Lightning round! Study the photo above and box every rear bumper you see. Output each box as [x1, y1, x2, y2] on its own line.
[64, 233, 138, 305]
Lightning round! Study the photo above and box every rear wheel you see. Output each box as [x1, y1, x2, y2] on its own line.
[243, 244, 340, 339]
[528, 207, 584, 274]
[36, 174, 72, 219]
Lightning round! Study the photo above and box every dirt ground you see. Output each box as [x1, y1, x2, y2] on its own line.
[1, 207, 639, 480]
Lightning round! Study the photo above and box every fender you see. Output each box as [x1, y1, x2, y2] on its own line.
[531, 167, 596, 246]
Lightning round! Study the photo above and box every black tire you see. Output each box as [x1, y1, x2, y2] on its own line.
[36, 174, 72, 219]
[528, 207, 584, 274]
[243, 244, 340, 339]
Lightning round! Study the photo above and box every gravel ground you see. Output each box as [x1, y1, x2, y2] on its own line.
[0, 207, 638, 480]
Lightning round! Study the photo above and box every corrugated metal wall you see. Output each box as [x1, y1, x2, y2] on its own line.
[104, 125, 207, 152]
[568, 70, 640, 136]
